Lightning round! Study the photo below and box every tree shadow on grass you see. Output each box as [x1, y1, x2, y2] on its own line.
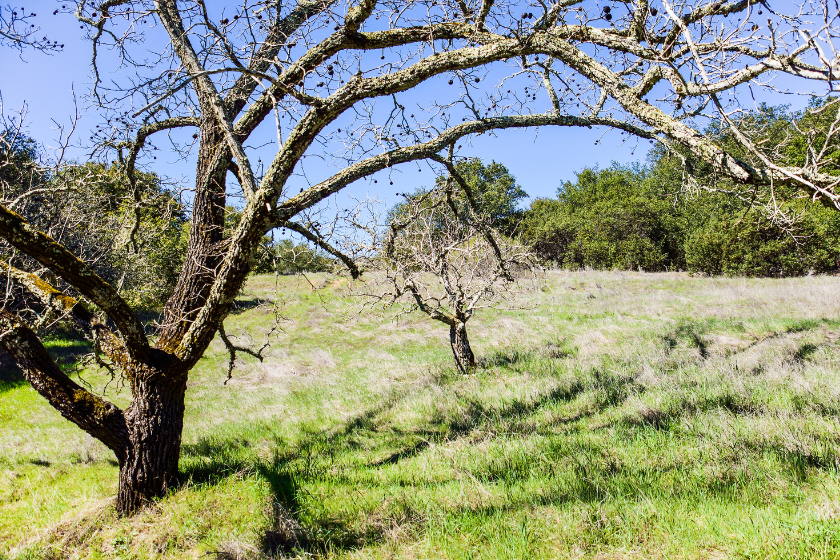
[478, 349, 534, 369]
[44, 338, 93, 368]
[664, 317, 840, 360]
[0, 329, 93, 393]
[426, 417, 840, 524]
[663, 320, 711, 358]
[180, 437, 253, 485]
[258, 463, 378, 556]
[229, 296, 274, 316]
[624, 387, 778, 431]
[768, 441, 840, 480]
[370, 439, 430, 467]
[617, 390, 840, 482]
[183, 364, 840, 559]
[187, 335, 840, 558]
[262, 363, 638, 477]
[178, 363, 605, 556]
[300, 375, 594, 472]
[0, 349, 25, 393]
[181, 438, 374, 558]
[478, 341, 577, 370]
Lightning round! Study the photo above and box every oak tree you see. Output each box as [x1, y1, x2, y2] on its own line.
[373, 180, 537, 372]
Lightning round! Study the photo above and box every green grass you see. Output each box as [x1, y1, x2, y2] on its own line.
[2, 271, 840, 559]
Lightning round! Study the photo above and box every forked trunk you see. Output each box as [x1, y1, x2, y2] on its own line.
[116, 374, 187, 514]
[449, 321, 475, 373]
[113, 122, 225, 514]
[115, 119, 237, 514]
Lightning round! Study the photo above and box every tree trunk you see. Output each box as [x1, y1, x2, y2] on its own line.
[157, 121, 227, 351]
[449, 322, 475, 373]
[116, 373, 187, 514]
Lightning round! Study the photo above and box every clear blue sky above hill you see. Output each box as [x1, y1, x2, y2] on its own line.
[0, 0, 818, 206]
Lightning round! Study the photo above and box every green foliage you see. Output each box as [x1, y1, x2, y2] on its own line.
[672, 99, 840, 276]
[523, 165, 684, 271]
[524, 162, 840, 276]
[523, 100, 840, 277]
[251, 239, 335, 275]
[0, 130, 42, 193]
[434, 158, 528, 228]
[786, 98, 840, 175]
[55, 163, 189, 309]
[700, 98, 840, 179]
[682, 201, 840, 276]
[384, 159, 529, 281]
[0, 131, 188, 309]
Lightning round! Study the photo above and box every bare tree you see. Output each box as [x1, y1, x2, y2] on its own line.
[1, 0, 839, 514]
[369, 182, 538, 372]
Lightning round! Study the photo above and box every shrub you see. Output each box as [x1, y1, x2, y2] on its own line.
[523, 165, 684, 271]
[0, 132, 188, 309]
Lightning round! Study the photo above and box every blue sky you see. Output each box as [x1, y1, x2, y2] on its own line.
[0, 1, 822, 207]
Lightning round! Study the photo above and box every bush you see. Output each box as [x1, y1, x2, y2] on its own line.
[523, 160, 840, 277]
[523, 165, 684, 271]
[684, 204, 840, 277]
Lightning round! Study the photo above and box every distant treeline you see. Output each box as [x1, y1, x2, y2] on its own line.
[520, 162, 840, 276]
[520, 100, 840, 277]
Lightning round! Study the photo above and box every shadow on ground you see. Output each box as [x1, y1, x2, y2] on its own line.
[178, 350, 647, 557]
[663, 317, 840, 361]
[0, 350, 25, 393]
[182, 438, 372, 557]
[1, 333, 91, 393]
[229, 297, 275, 316]
[181, 339, 840, 558]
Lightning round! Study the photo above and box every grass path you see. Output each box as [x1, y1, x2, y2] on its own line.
[2, 271, 840, 559]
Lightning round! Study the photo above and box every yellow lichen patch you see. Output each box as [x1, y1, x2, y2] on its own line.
[3, 261, 83, 314]
[73, 389, 111, 418]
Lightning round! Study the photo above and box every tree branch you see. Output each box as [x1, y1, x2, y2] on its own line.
[2, 262, 130, 365]
[282, 220, 361, 279]
[225, 0, 338, 113]
[0, 205, 148, 360]
[276, 112, 655, 218]
[218, 321, 268, 385]
[155, 0, 259, 201]
[0, 310, 128, 456]
[431, 153, 513, 280]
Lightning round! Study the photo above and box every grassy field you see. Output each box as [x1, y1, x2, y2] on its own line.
[2, 270, 840, 559]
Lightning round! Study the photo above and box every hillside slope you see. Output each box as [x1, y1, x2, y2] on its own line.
[2, 271, 840, 559]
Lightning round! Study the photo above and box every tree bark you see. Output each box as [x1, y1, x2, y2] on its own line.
[157, 122, 227, 352]
[117, 117, 224, 513]
[0, 310, 130, 455]
[449, 321, 475, 373]
[116, 361, 188, 514]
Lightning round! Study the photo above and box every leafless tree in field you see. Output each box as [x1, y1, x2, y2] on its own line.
[1, 0, 839, 514]
[365, 180, 538, 372]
